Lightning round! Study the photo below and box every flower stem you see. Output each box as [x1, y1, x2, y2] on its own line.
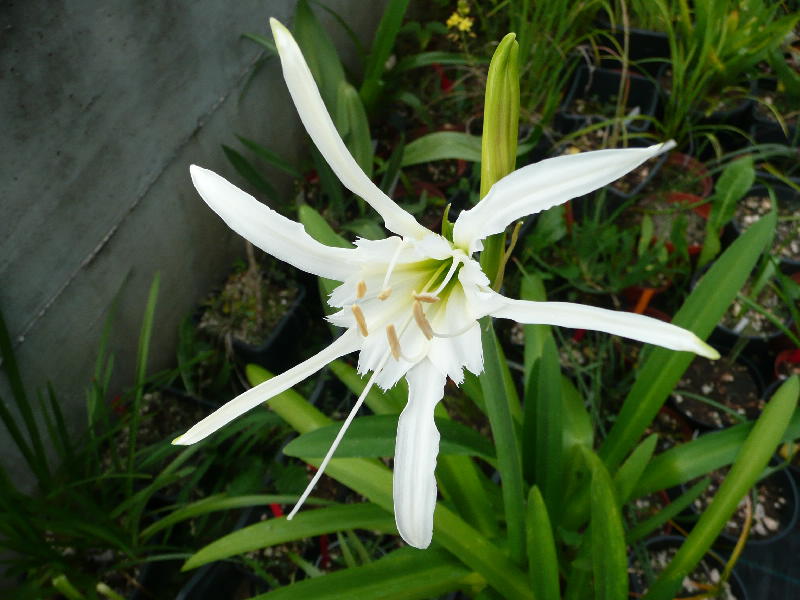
[479, 317, 526, 565]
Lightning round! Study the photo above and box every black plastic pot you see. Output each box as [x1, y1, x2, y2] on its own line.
[751, 78, 800, 146]
[175, 505, 272, 600]
[669, 345, 765, 432]
[729, 182, 800, 271]
[595, 22, 670, 77]
[560, 65, 660, 133]
[683, 466, 799, 549]
[231, 285, 309, 373]
[629, 535, 749, 599]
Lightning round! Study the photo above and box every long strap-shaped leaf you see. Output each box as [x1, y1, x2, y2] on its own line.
[600, 210, 776, 470]
[183, 503, 395, 570]
[644, 376, 798, 600]
[249, 547, 475, 600]
[245, 365, 534, 599]
[633, 406, 800, 499]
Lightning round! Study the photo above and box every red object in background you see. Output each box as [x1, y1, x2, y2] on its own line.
[319, 534, 330, 569]
[432, 63, 454, 93]
[270, 503, 284, 518]
[775, 349, 800, 379]
[111, 395, 126, 416]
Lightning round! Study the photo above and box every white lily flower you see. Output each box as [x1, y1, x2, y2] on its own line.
[175, 18, 718, 550]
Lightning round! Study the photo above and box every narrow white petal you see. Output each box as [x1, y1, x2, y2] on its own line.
[452, 142, 676, 253]
[393, 360, 446, 549]
[270, 18, 428, 240]
[190, 166, 355, 281]
[489, 295, 719, 359]
[173, 330, 362, 445]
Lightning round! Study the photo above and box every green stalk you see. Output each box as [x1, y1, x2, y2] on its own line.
[480, 319, 526, 565]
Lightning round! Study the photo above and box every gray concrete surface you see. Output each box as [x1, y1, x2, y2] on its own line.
[0, 1, 387, 490]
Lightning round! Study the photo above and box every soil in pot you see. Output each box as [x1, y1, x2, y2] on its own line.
[610, 155, 661, 196]
[199, 261, 299, 348]
[688, 467, 796, 544]
[732, 188, 800, 264]
[670, 355, 763, 429]
[624, 194, 707, 252]
[644, 153, 712, 198]
[645, 405, 693, 453]
[754, 86, 799, 129]
[629, 537, 746, 599]
[719, 276, 792, 340]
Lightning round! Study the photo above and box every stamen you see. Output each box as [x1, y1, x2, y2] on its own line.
[412, 301, 434, 340]
[351, 305, 369, 336]
[386, 325, 402, 360]
[377, 287, 392, 301]
[431, 256, 462, 297]
[413, 292, 439, 303]
[287, 354, 389, 521]
[356, 280, 367, 299]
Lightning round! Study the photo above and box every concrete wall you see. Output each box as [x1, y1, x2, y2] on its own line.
[0, 1, 387, 488]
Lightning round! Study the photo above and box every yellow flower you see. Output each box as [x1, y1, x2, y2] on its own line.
[446, 12, 462, 29]
[457, 16, 474, 32]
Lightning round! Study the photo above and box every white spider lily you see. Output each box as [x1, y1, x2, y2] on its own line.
[174, 18, 718, 550]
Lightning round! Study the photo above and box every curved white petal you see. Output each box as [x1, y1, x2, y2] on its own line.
[453, 142, 676, 253]
[393, 359, 446, 549]
[270, 18, 428, 240]
[191, 166, 355, 281]
[173, 330, 362, 445]
[427, 285, 482, 383]
[488, 295, 719, 359]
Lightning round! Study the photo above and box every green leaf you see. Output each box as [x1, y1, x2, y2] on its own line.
[524, 335, 563, 518]
[249, 547, 476, 600]
[283, 414, 495, 461]
[297, 205, 351, 317]
[236, 135, 301, 178]
[141, 494, 332, 540]
[183, 503, 395, 570]
[222, 145, 278, 201]
[526, 486, 560, 600]
[242, 32, 276, 55]
[520, 271, 548, 383]
[627, 477, 710, 543]
[298, 205, 353, 249]
[633, 405, 800, 497]
[360, 0, 410, 110]
[614, 434, 657, 505]
[644, 377, 799, 600]
[402, 132, 483, 166]
[698, 156, 754, 267]
[394, 51, 484, 72]
[328, 359, 404, 414]
[337, 81, 373, 177]
[600, 211, 777, 470]
[561, 376, 593, 450]
[583, 448, 628, 600]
